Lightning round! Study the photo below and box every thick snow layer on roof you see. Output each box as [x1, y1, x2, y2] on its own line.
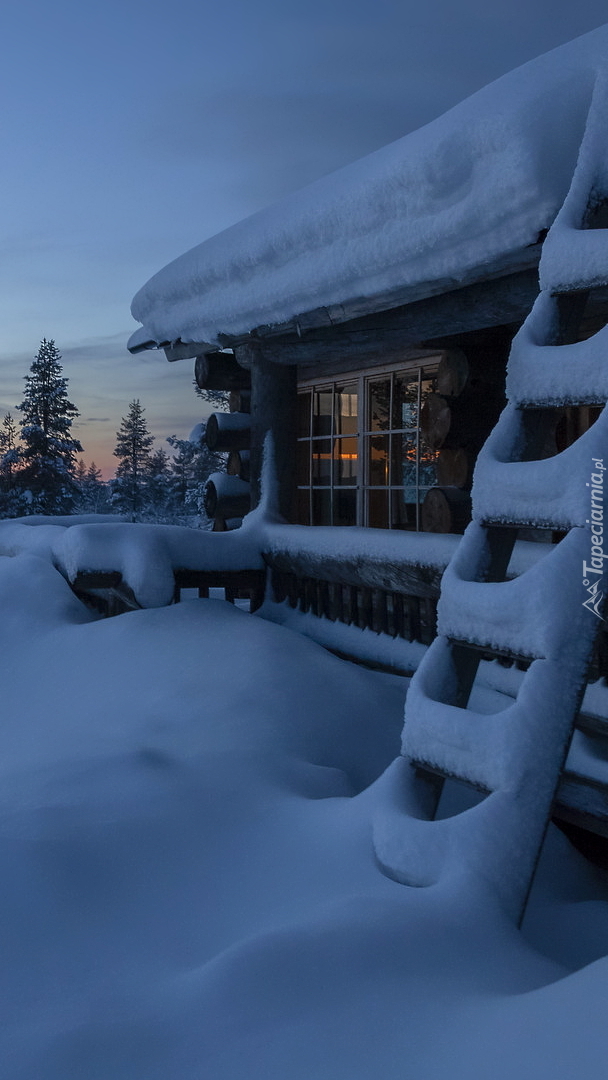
[130, 26, 608, 351]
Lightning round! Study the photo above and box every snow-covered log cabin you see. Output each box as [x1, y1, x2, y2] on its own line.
[127, 26, 608, 905]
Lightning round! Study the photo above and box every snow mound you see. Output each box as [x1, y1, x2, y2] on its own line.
[1, 552, 608, 1078]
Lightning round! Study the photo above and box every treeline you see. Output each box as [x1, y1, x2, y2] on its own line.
[110, 400, 222, 521]
[0, 339, 222, 522]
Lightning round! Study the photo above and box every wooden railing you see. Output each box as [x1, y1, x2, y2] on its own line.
[267, 567, 438, 645]
[71, 568, 266, 617]
[70, 544, 608, 684]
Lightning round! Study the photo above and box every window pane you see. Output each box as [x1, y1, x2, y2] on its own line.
[333, 436, 358, 485]
[419, 376, 437, 424]
[297, 391, 312, 437]
[392, 433, 418, 488]
[392, 434, 439, 491]
[296, 488, 311, 525]
[335, 383, 358, 435]
[368, 489, 389, 528]
[313, 389, 333, 436]
[312, 440, 332, 484]
[334, 488, 357, 526]
[367, 434, 389, 486]
[390, 488, 417, 529]
[393, 374, 419, 430]
[418, 443, 440, 491]
[296, 440, 310, 485]
[368, 379, 390, 431]
[312, 489, 331, 525]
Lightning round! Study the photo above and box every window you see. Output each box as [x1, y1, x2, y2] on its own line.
[297, 381, 359, 526]
[296, 361, 440, 528]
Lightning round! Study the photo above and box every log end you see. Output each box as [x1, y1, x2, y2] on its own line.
[421, 486, 472, 533]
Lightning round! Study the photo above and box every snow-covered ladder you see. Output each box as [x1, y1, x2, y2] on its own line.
[375, 76, 608, 922]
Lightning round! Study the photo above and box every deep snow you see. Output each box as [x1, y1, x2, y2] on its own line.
[1, 544, 608, 1079]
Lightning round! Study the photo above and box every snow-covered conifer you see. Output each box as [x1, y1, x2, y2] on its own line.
[111, 399, 154, 519]
[166, 429, 222, 523]
[16, 339, 83, 514]
[74, 460, 110, 514]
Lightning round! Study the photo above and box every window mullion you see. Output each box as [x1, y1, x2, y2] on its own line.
[388, 374, 394, 527]
[357, 375, 364, 526]
[415, 368, 422, 531]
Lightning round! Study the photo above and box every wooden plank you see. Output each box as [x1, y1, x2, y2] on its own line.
[163, 340, 213, 362]
[173, 568, 265, 594]
[552, 768, 608, 839]
[223, 269, 540, 372]
[374, 589, 389, 636]
[71, 570, 122, 590]
[270, 567, 287, 604]
[262, 549, 443, 598]
[392, 592, 405, 639]
[71, 578, 141, 615]
[576, 710, 608, 739]
[409, 758, 608, 840]
[219, 259, 541, 355]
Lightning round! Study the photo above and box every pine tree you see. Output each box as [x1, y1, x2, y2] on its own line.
[112, 400, 154, 518]
[85, 462, 108, 513]
[74, 460, 109, 514]
[0, 412, 19, 488]
[166, 429, 223, 522]
[0, 412, 25, 517]
[193, 382, 229, 413]
[16, 339, 83, 514]
[74, 458, 87, 489]
[145, 447, 171, 519]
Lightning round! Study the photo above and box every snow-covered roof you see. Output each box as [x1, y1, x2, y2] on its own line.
[129, 25, 608, 354]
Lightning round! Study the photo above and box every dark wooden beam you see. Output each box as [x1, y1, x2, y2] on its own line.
[217, 247, 541, 347]
[235, 342, 297, 520]
[262, 549, 443, 598]
[224, 269, 540, 372]
[195, 352, 251, 390]
[164, 341, 215, 362]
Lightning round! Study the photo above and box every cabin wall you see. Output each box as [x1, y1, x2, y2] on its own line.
[293, 323, 514, 534]
[199, 278, 608, 534]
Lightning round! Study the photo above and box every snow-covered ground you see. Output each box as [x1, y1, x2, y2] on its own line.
[1, 538, 608, 1078]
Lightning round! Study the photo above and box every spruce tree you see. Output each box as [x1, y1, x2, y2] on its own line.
[16, 339, 83, 514]
[145, 447, 171, 519]
[74, 458, 87, 490]
[193, 382, 229, 412]
[166, 431, 223, 522]
[0, 412, 18, 487]
[85, 462, 107, 513]
[0, 412, 24, 517]
[112, 400, 154, 518]
[75, 461, 109, 514]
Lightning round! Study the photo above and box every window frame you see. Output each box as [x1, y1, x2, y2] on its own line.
[297, 354, 442, 529]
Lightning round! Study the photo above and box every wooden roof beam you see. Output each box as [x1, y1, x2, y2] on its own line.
[227, 268, 540, 368]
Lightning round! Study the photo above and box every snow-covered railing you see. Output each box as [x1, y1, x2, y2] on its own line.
[3, 512, 607, 682]
[0, 518, 265, 611]
[260, 525, 447, 666]
[256, 524, 563, 673]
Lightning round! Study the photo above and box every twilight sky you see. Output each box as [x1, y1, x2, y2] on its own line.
[0, 0, 606, 476]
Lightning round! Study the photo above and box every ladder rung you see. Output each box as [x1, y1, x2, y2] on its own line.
[448, 638, 534, 666]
